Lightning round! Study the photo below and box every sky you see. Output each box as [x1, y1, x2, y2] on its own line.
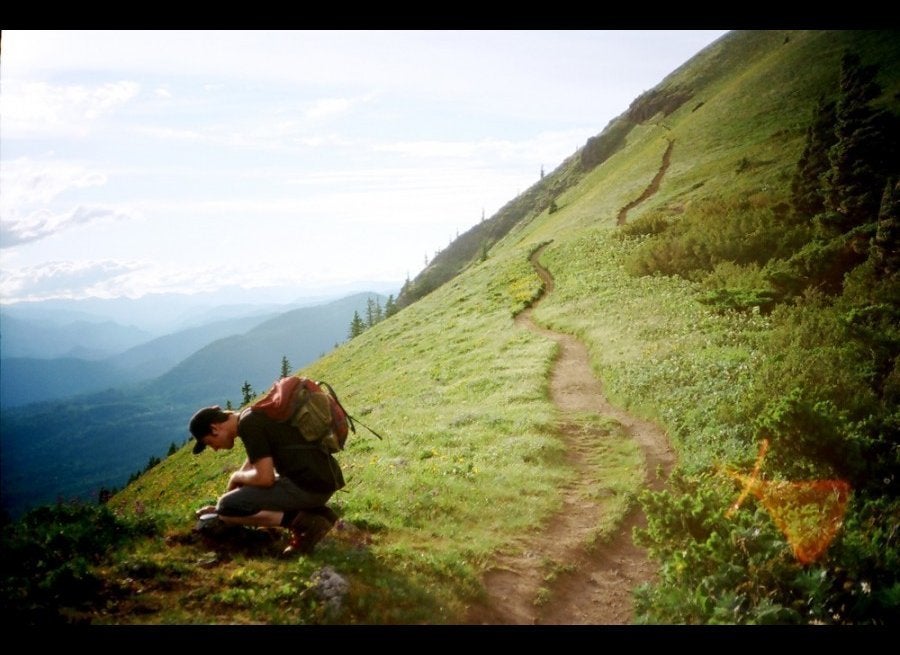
[0, 30, 728, 305]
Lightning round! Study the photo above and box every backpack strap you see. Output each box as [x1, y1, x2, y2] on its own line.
[319, 381, 384, 441]
[345, 413, 386, 441]
[317, 381, 355, 434]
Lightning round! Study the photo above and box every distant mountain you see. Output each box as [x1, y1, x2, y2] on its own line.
[0, 281, 402, 335]
[0, 313, 153, 360]
[0, 312, 280, 408]
[106, 312, 280, 380]
[0, 357, 132, 408]
[1, 294, 239, 337]
[144, 292, 384, 406]
[0, 291, 384, 517]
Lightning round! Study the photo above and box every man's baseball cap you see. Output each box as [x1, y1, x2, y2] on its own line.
[189, 406, 225, 454]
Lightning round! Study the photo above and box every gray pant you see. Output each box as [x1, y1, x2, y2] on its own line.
[216, 476, 332, 517]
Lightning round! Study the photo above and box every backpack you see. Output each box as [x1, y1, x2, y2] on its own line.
[251, 376, 382, 453]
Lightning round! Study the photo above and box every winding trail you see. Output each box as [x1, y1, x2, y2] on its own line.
[464, 247, 675, 625]
[617, 139, 674, 225]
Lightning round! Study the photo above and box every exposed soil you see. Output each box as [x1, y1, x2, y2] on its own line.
[617, 139, 674, 225]
[464, 246, 675, 625]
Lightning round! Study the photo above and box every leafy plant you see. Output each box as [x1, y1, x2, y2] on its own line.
[0, 502, 160, 625]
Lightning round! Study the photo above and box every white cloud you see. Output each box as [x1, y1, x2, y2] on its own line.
[370, 128, 590, 168]
[0, 256, 340, 303]
[304, 97, 354, 121]
[0, 158, 132, 248]
[0, 259, 143, 301]
[0, 29, 730, 302]
[303, 92, 376, 122]
[1, 158, 107, 207]
[1, 205, 133, 248]
[1, 80, 140, 139]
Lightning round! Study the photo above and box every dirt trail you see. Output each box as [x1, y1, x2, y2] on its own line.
[617, 139, 674, 225]
[464, 247, 675, 625]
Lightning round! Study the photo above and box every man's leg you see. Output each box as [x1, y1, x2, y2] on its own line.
[212, 478, 334, 553]
[218, 510, 283, 528]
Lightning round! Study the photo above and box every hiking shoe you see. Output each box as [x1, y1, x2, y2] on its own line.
[196, 512, 222, 531]
[195, 513, 235, 539]
[283, 511, 335, 556]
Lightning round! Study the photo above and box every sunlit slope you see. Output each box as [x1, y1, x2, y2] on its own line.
[506, 30, 899, 247]
[111, 246, 573, 617]
[108, 30, 898, 623]
[505, 29, 900, 469]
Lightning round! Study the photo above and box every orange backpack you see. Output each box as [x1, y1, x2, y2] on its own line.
[251, 377, 382, 453]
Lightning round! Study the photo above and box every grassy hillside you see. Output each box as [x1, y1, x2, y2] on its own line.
[4, 30, 897, 625]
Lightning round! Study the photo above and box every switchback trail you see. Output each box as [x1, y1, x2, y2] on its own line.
[617, 139, 674, 225]
[464, 245, 675, 624]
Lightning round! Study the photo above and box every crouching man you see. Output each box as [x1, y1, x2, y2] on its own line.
[189, 405, 344, 555]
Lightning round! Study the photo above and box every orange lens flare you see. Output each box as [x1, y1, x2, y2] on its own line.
[725, 439, 851, 564]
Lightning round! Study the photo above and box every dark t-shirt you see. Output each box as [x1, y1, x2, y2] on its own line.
[238, 409, 345, 493]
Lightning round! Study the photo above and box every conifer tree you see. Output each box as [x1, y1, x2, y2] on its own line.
[241, 381, 254, 405]
[348, 310, 366, 339]
[280, 355, 291, 378]
[384, 294, 397, 318]
[822, 52, 898, 234]
[871, 178, 899, 278]
[790, 96, 837, 218]
[365, 297, 383, 328]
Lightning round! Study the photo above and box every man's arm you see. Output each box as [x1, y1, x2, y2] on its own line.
[227, 456, 276, 490]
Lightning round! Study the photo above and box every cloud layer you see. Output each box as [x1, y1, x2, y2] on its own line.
[0, 30, 728, 303]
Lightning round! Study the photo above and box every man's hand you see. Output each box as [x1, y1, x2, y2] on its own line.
[195, 505, 218, 518]
[225, 457, 276, 490]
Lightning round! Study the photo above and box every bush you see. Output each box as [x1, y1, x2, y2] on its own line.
[0, 501, 160, 625]
[635, 469, 900, 624]
[624, 198, 801, 281]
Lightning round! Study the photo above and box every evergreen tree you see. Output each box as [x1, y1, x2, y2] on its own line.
[790, 96, 837, 218]
[822, 52, 898, 234]
[348, 310, 366, 339]
[167, 442, 178, 456]
[384, 294, 397, 318]
[374, 297, 383, 324]
[226, 399, 233, 410]
[365, 297, 383, 328]
[280, 355, 291, 378]
[241, 381, 254, 405]
[871, 178, 899, 278]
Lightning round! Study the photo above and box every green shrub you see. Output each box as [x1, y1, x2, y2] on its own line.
[624, 197, 800, 280]
[0, 502, 160, 625]
[635, 470, 900, 624]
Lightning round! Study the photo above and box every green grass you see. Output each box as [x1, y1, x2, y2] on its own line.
[110, 246, 572, 622]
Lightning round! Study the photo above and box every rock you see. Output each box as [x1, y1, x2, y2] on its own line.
[311, 566, 350, 617]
